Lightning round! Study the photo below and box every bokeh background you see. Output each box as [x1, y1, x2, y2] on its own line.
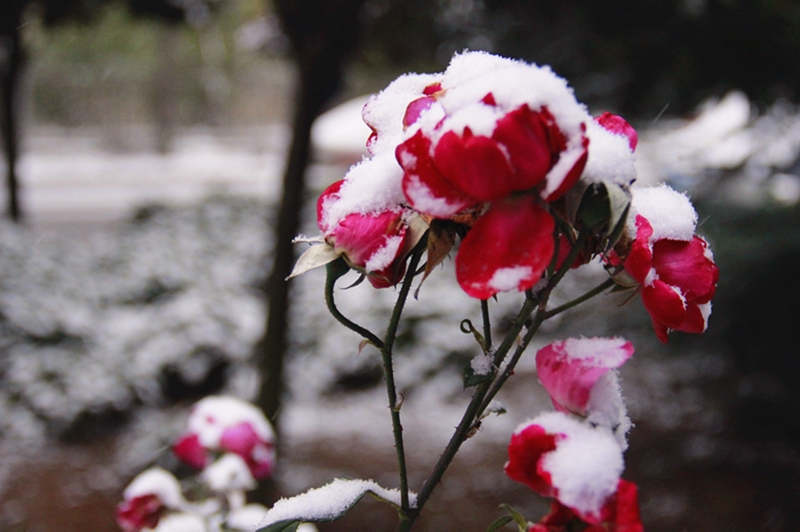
[1, 1, 799, 530]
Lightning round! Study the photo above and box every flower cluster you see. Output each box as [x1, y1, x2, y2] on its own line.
[505, 338, 643, 531]
[116, 396, 295, 532]
[293, 50, 717, 344]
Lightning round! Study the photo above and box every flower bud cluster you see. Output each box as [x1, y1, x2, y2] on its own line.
[294, 49, 718, 344]
[116, 396, 299, 532]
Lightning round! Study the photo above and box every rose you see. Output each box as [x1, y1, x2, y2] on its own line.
[395, 51, 591, 299]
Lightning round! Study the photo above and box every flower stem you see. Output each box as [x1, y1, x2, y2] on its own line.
[382, 249, 424, 516]
[543, 277, 616, 319]
[481, 299, 492, 353]
[324, 260, 384, 349]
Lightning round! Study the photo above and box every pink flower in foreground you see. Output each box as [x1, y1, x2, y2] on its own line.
[173, 396, 275, 480]
[317, 178, 410, 288]
[619, 185, 719, 343]
[505, 412, 624, 524]
[396, 51, 591, 299]
[116, 468, 184, 532]
[535, 338, 633, 445]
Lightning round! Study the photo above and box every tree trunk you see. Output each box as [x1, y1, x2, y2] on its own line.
[253, 0, 366, 502]
[0, 1, 26, 222]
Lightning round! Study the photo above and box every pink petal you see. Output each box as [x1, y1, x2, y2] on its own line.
[536, 339, 635, 415]
[651, 236, 719, 302]
[316, 180, 344, 233]
[328, 210, 405, 269]
[220, 422, 260, 457]
[456, 196, 555, 299]
[595, 112, 638, 151]
[172, 433, 208, 470]
[491, 105, 560, 192]
[403, 96, 437, 128]
[397, 130, 478, 217]
[505, 423, 559, 497]
[433, 128, 517, 202]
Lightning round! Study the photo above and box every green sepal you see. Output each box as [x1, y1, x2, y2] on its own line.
[486, 515, 514, 532]
[498, 503, 530, 532]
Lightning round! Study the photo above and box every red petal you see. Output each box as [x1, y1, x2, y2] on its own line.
[505, 424, 559, 497]
[651, 236, 718, 302]
[641, 279, 687, 337]
[456, 196, 555, 299]
[595, 112, 638, 151]
[542, 135, 589, 202]
[172, 433, 208, 470]
[623, 215, 654, 283]
[328, 210, 405, 269]
[599, 479, 644, 532]
[491, 105, 560, 192]
[675, 302, 708, 334]
[403, 96, 437, 128]
[117, 494, 163, 532]
[398, 130, 477, 217]
[434, 129, 516, 202]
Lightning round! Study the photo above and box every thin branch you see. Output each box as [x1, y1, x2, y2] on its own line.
[324, 261, 384, 349]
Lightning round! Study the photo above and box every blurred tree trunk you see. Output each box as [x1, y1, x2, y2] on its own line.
[253, 0, 365, 499]
[0, 0, 27, 222]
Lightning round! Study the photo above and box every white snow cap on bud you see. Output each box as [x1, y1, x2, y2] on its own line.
[187, 396, 274, 449]
[123, 467, 185, 510]
[628, 184, 698, 242]
[582, 119, 637, 187]
[201, 453, 257, 493]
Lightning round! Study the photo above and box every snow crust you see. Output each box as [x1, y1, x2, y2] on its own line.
[188, 396, 274, 448]
[488, 266, 533, 292]
[582, 120, 637, 186]
[520, 412, 623, 519]
[559, 337, 632, 365]
[629, 184, 698, 242]
[201, 454, 256, 492]
[319, 152, 405, 230]
[123, 467, 185, 509]
[364, 234, 405, 273]
[260, 479, 416, 526]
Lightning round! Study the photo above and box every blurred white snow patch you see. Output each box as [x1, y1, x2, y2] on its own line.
[202, 454, 256, 492]
[261, 478, 416, 526]
[768, 173, 800, 205]
[311, 96, 371, 162]
[636, 91, 752, 184]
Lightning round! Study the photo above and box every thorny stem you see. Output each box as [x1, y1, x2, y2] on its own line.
[383, 248, 425, 519]
[324, 260, 384, 349]
[404, 229, 592, 529]
[481, 299, 492, 353]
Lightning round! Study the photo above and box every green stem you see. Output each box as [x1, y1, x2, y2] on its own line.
[383, 249, 424, 516]
[544, 277, 616, 319]
[324, 260, 384, 349]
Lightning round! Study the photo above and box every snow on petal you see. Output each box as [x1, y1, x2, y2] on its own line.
[628, 184, 698, 243]
[123, 467, 185, 510]
[201, 453, 256, 493]
[535, 337, 633, 416]
[581, 119, 637, 187]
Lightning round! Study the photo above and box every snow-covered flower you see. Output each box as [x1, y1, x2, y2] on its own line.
[173, 396, 275, 480]
[116, 468, 186, 532]
[504, 412, 626, 525]
[396, 51, 591, 299]
[535, 338, 633, 448]
[316, 175, 413, 288]
[615, 184, 719, 343]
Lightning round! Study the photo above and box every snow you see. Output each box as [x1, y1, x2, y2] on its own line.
[488, 266, 533, 292]
[364, 234, 405, 272]
[522, 412, 624, 520]
[260, 478, 417, 526]
[629, 184, 698, 242]
[582, 120, 637, 186]
[187, 396, 274, 448]
[201, 454, 256, 493]
[152, 513, 207, 532]
[559, 337, 632, 365]
[311, 96, 371, 161]
[319, 152, 405, 230]
[123, 468, 185, 509]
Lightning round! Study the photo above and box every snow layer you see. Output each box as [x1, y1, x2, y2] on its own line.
[628, 184, 698, 242]
[260, 479, 416, 526]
